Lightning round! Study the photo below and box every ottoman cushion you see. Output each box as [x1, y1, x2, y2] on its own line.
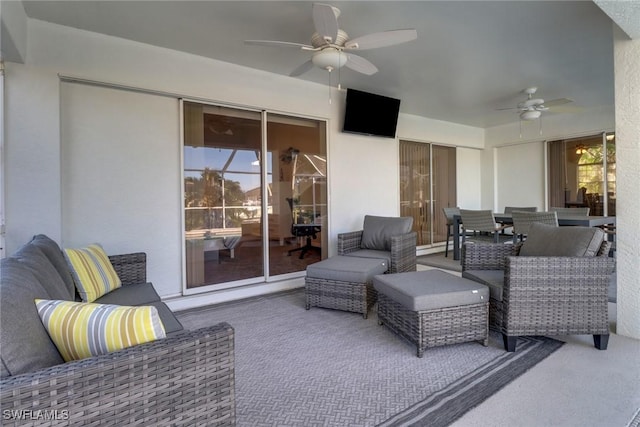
[373, 269, 488, 311]
[306, 256, 388, 283]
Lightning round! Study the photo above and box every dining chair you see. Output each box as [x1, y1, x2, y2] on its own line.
[550, 207, 590, 217]
[511, 210, 558, 243]
[441, 207, 460, 257]
[504, 206, 537, 213]
[501, 207, 537, 235]
[459, 209, 511, 245]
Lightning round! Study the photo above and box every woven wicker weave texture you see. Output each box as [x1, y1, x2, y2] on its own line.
[377, 294, 488, 358]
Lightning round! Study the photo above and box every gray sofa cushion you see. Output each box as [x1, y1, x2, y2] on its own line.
[361, 215, 413, 251]
[373, 269, 489, 311]
[0, 258, 64, 377]
[94, 283, 183, 334]
[306, 256, 388, 283]
[94, 282, 160, 306]
[462, 270, 505, 301]
[29, 234, 76, 300]
[12, 241, 73, 301]
[520, 223, 605, 257]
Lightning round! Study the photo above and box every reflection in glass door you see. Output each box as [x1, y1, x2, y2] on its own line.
[183, 102, 327, 290]
[267, 114, 327, 278]
[399, 141, 456, 248]
[183, 103, 263, 288]
[547, 133, 615, 216]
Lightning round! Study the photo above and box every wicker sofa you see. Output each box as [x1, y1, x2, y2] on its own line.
[0, 235, 235, 426]
[461, 223, 614, 352]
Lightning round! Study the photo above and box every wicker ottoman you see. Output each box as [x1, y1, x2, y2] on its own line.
[373, 269, 489, 357]
[305, 256, 389, 318]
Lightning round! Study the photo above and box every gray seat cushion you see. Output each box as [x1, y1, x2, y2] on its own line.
[361, 215, 413, 251]
[520, 223, 605, 257]
[373, 269, 489, 311]
[462, 270, 505, 301]
[94, 283, 183, 334]
[344, 249, 391, 266]
[0, 258, 64, 377]
[29, 234, 76, 300]
[94, 282, 160, 306]
[306, 256, 388, 283]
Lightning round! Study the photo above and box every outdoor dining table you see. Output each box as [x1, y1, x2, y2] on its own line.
[452, 213, 617, 261]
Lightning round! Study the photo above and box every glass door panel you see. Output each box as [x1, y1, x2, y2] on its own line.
[183, 102, 263, 288]
[605, 133, 616, 216]
[548, 133, 615, 216]
[400, 141, 431, 245]
[399, 141, 456, 248]
[266, 114, 327, 277]
[432, 145, 457, 243]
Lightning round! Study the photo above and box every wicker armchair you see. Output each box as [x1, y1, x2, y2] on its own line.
[462, 224, 614, 352]
[337, 216, 416, 273]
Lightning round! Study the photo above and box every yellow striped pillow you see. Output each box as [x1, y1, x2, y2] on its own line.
[35, 299, 166, 362]
[64, 244, 121, 302]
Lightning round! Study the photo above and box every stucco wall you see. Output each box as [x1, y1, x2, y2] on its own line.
[613, 28, 640, 339]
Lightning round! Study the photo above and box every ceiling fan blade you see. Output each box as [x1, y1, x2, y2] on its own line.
[245, 40, 314, 50]
[543, 97, 573, 107]
[552, 105, 585, 114]
[495, 106, 519, 111]
[345, 29, 417, 50]
[312, 3, 339, 43]
[290, 60, 315, 77]
[345, 54, 378, 75]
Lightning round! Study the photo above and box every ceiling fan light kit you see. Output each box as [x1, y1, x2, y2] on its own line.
[520, 110, 542, 121]
[312, 49, 347, 71]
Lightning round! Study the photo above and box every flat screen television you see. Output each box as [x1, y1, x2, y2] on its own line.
[342, 89, 401, 138]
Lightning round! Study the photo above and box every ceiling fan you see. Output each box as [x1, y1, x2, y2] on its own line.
[498, 87, 573, 121]
[245, 3, 417, 77]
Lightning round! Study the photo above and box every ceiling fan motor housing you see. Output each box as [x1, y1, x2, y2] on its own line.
[311, 30, 349, 48]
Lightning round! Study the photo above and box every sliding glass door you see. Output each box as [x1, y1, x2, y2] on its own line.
[183, 102, 327, 290]
[399, 140, 456, 248]
[547, 133, 615, 216]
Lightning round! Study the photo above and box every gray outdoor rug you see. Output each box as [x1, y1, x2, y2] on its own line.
[176, 290, 562, 427]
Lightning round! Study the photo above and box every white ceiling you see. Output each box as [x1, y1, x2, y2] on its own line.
[18, 1, 639, 128]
